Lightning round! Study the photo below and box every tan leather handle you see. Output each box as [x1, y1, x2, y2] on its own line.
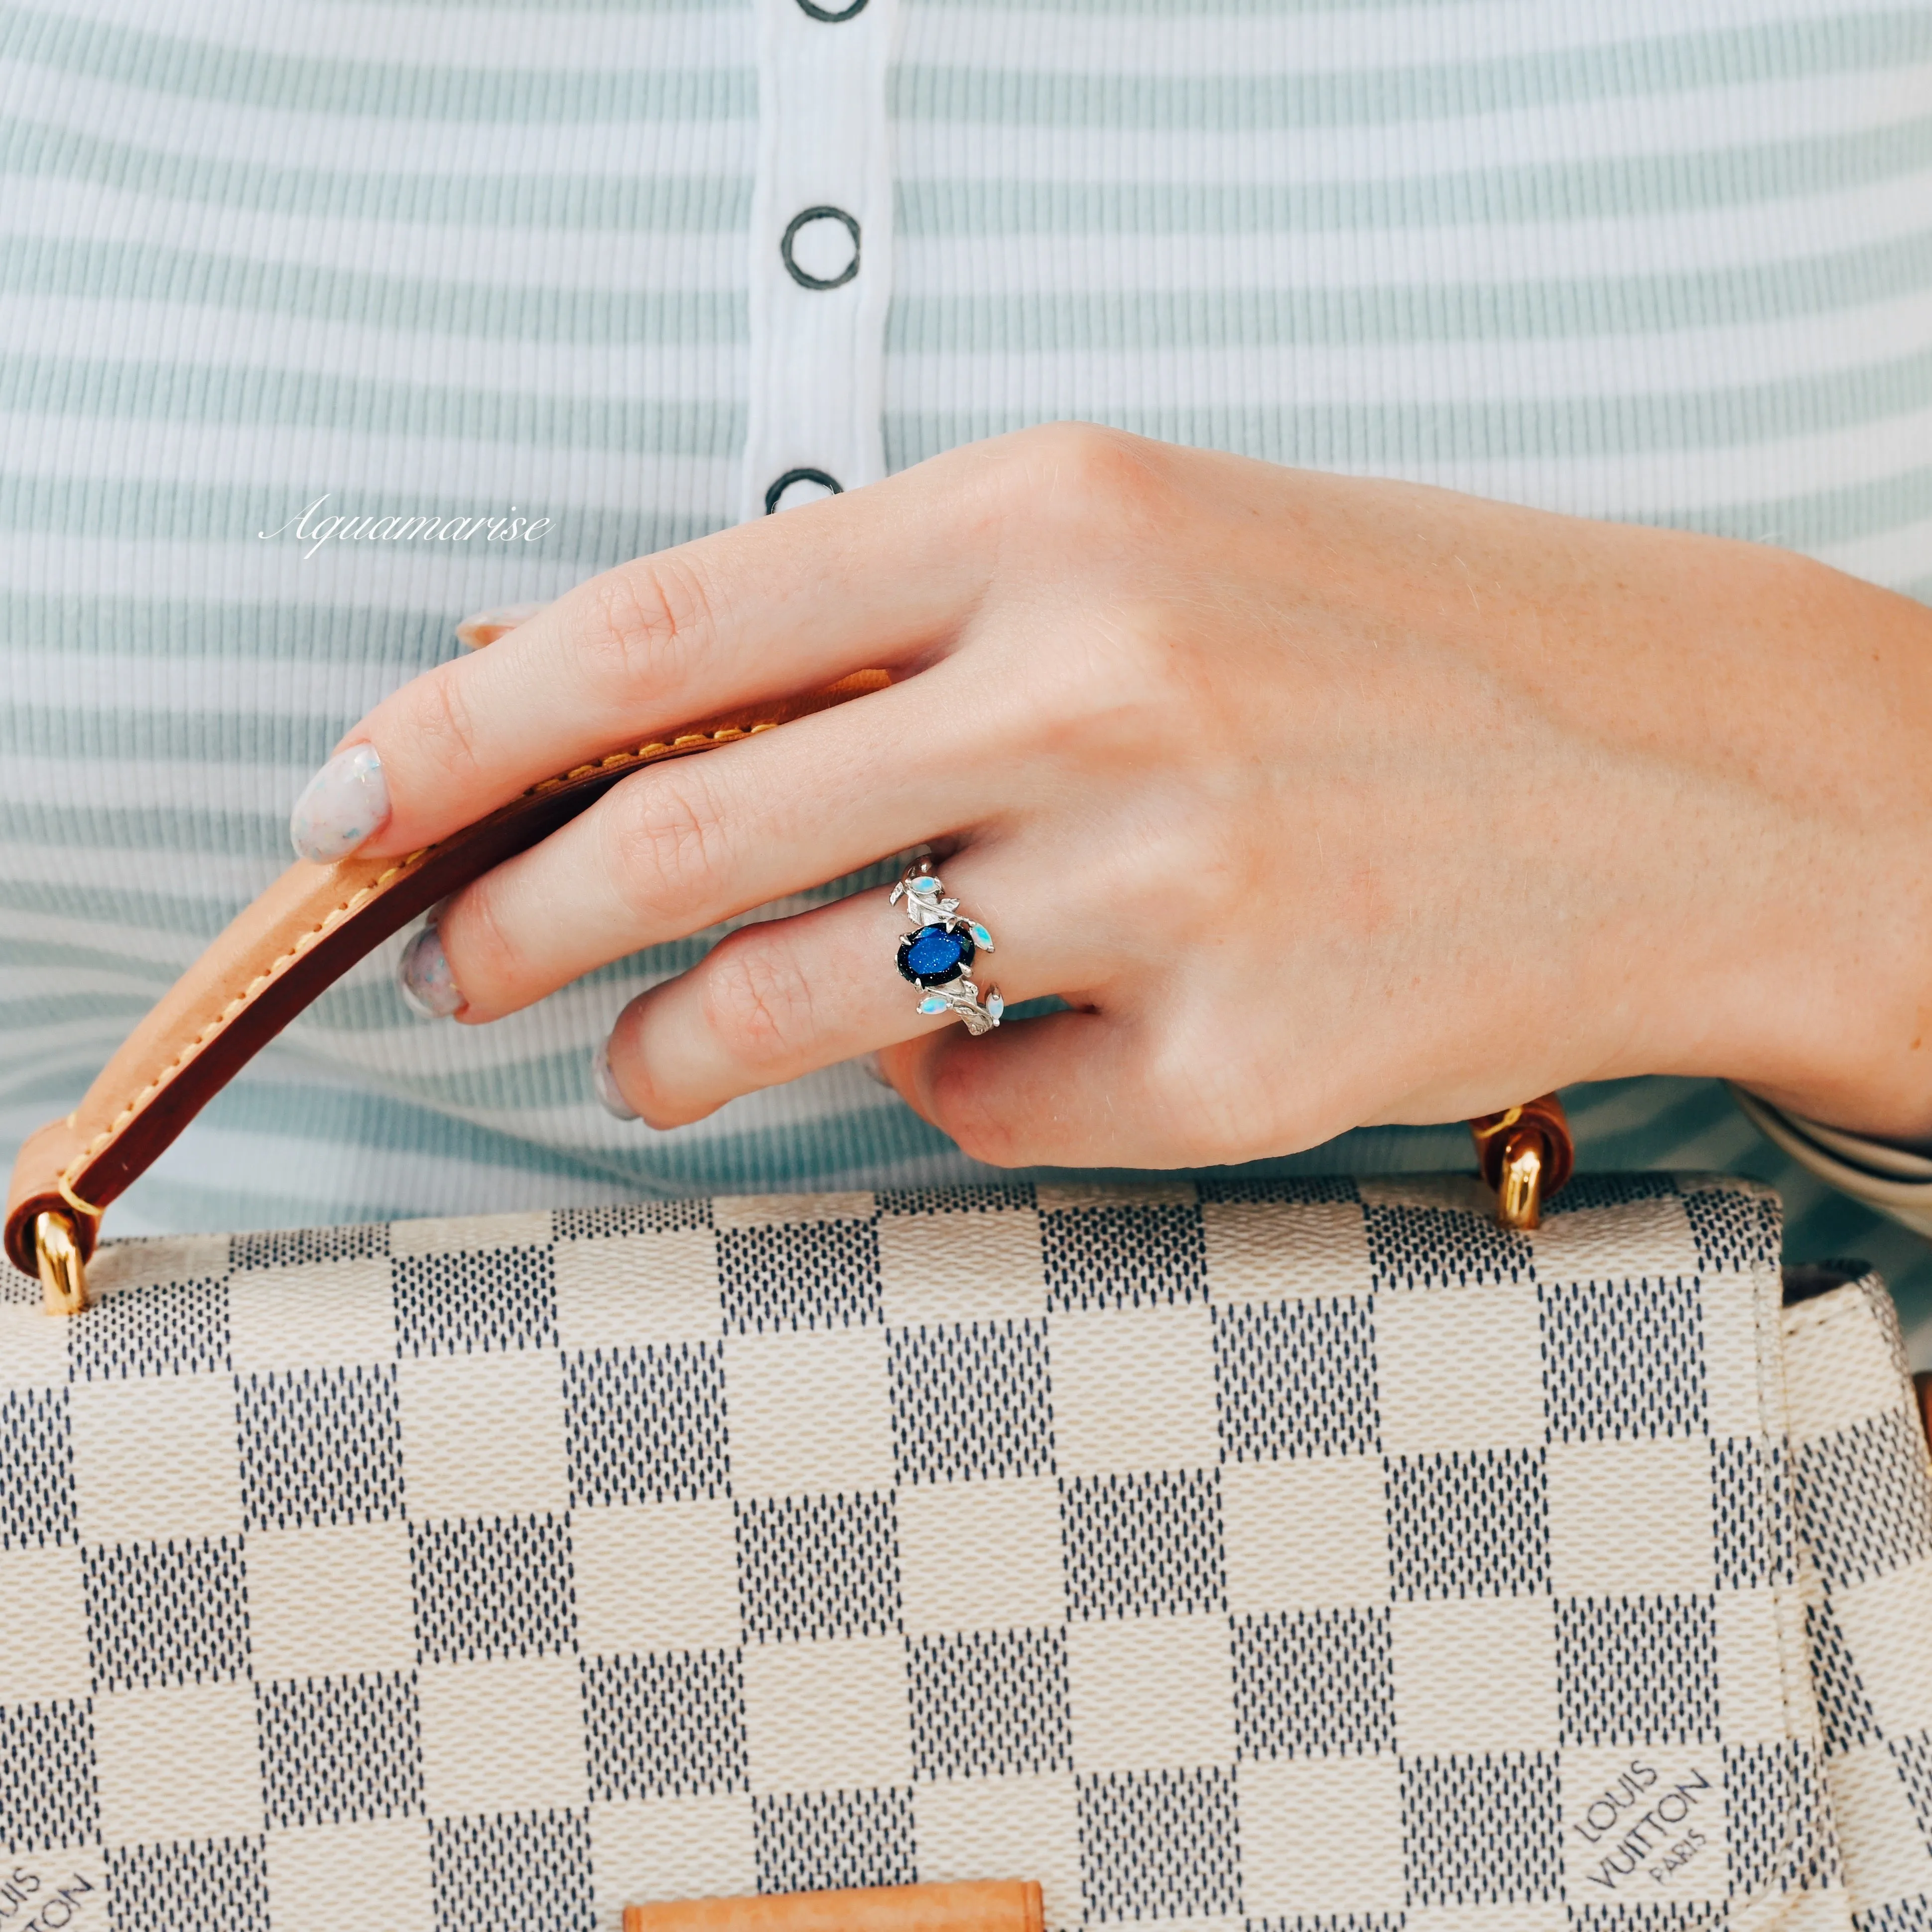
[3, 671, 889, 1281]
[624, 1881, 1043, 1932]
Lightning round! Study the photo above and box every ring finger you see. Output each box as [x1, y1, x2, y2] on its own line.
[598, 855, 1081, 1128]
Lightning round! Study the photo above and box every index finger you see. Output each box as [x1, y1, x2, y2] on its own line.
[298, 440, 1006, 860]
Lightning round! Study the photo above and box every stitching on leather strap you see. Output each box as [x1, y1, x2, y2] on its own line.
[57, 1174, 104, 1219]
[55, 721, 781, 1198]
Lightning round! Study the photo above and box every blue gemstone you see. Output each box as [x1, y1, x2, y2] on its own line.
[905, 925, 965, 979]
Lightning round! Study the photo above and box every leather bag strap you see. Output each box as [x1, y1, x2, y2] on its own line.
[3, 671, 888, 1280]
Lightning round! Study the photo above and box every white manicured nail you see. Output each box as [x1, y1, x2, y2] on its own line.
[290, 743, 388, 862]
[592, 1036, 640, 1121]
[398, 926, 465, 1018]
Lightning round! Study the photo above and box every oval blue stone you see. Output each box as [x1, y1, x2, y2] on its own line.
[904, 925, 965, 979]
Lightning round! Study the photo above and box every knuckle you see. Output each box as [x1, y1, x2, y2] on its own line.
[602, 767, 730, 926]
[1006, 421, 1170, 532]
[394, 666, 487, 788]
[697, 929, 821, 1073]
[582, 550, 719, 694]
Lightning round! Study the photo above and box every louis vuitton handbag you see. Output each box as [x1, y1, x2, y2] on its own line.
[6, 680, 1932, 1932]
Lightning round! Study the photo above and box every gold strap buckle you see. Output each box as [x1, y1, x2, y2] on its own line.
[34, 1209, 88, 1315]
[1470, 1093, 1575, 1231]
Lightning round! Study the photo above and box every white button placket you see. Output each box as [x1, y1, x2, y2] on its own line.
[739, 0, 901, 523]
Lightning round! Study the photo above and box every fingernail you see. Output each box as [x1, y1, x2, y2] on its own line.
[455, 601, 547, 651]
[398, 925, 466, 1018]
[592, 1036, 640, 1121]
[290, 743, 388, 862]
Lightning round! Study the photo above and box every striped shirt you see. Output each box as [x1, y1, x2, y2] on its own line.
[3, 0, 1930, 1319]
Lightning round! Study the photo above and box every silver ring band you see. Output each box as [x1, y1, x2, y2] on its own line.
[889, 862, 1004, 1035]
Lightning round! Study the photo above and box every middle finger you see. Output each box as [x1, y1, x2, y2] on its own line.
[426, 673, 997, 1021]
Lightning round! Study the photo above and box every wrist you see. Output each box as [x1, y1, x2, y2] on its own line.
[1705, 845, 1932, 1145]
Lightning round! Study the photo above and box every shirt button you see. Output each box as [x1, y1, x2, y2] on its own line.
[781, 206, 860, 291]
[794, 0, 868, 17]
[766, 469, 843, 515]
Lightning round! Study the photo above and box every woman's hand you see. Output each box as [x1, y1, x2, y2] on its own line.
[289, 424, 1932, 1164]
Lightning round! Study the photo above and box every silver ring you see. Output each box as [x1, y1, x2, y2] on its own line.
[890, 861, 1004, 1035]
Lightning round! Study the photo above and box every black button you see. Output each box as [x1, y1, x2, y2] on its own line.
[780, 206, 860, 291]
[795, 0, 868, 17]
[765, 469, 843, 515]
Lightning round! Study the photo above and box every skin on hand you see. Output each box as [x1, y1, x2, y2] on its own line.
[309, 423, 1932, 1163]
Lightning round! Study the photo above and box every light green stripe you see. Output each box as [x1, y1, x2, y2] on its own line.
[889, 407, 1932, 550]
[0, 473, 721, 570]
[0, 595, 490, 662]
[333, 0, 740, 9]
[0, 353, 744, 456]
[187, 1080, 638, 1185]
[0, 119, 751, 231]
[1561, 1075, 1741, 1165]
[117, 1070, 977, 1197]
[0, 992, 150, 1030]
[887, 233, 1932, 352]
[899, 122, 1932, 235]
[19, 114, 1928, 241]
[1, 1064, 120, 1113]
[0, 6, 753, 121]
[891, 15, 1932, 128]
[1, 238, 746, 346]
[1687, 465, 1932, 552]
[892, 343, 1932, 449]
[2, 706, 342, 775]
[0, 794, 291, 858]
[0, 876, 250, 937]
[1, 939, 177, 983]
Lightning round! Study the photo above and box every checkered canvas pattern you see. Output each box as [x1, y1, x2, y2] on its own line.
[1782, 1267, 1932, 1931]
[0, 1173, 1874, 1932]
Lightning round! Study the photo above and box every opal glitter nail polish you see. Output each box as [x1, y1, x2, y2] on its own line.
[289, 743, 389, 862]
[592, 1036, 640, 1121]
[397, 925, 465, 1019]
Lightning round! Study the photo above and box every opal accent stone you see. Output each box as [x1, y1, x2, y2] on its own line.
[986, 991, 1005, 1021]
[918, 993, 949, 1014]
[969, 923, 993, 948]
[905, 925, 965, 978]
[908, 876, 940, 896]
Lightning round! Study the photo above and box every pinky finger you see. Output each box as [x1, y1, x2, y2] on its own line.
[877, 1007, 1194, 1169]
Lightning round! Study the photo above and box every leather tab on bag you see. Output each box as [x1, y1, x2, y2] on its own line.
[625, 1881, 1044, 1932]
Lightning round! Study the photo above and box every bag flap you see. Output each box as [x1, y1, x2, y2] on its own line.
[0, 1173, 1836, 1931]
